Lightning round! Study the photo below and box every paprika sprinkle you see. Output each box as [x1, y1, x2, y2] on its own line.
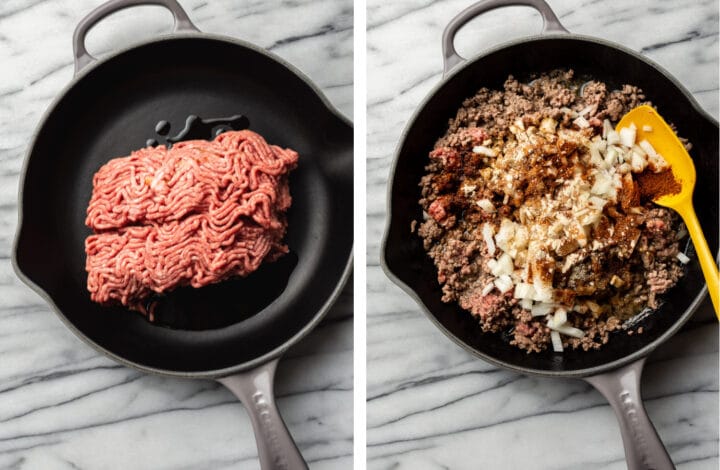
[636, 168, 681, 201]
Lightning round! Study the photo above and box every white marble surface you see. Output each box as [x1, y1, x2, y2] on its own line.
[0, 1, 352, 469]
[367, 0, 718, 469]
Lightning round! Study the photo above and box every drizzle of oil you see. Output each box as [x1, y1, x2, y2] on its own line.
[147, 114, 250, 149]
[165, 114, 250, 147]
[155, 120, 171, 135]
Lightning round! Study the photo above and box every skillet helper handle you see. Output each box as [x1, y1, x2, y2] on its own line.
[73, 0, 199, 75]
[442, 0, 568, 76]
[584, 358, 675, 470]
[218, 359, 309, 470]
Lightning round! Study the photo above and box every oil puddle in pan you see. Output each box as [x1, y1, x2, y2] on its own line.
[138, 113, 293, 331]
[145, 114, 250, 148]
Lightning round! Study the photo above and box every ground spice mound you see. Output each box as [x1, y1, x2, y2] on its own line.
[637, 169, 681, 201]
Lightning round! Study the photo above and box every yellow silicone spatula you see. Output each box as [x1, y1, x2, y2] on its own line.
[617, 105, 719, 319]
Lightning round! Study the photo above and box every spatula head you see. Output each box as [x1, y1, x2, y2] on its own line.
[617, 105, 696, 207]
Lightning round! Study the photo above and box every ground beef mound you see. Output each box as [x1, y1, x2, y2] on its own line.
[416, 69, 687, 353]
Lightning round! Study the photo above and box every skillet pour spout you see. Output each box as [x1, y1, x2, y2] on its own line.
[381, 1, 718, 469]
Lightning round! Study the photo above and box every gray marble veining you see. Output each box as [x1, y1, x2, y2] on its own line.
[367, 0, 718, 469]
[0, 1, 352, 469]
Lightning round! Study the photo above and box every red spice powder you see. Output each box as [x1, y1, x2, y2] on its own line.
[636, 169, 681, 200]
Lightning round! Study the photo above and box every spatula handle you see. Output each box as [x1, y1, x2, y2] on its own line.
[679, 200, 720, 319]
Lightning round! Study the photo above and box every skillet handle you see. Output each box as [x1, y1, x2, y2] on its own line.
[584, 358, 675, 470]
[442, 0, 569, 76]
[73, 0, 199, 75]
[218, 358, 309, 470]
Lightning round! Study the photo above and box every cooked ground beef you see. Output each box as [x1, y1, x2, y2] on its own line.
[417, 69, 687, 353]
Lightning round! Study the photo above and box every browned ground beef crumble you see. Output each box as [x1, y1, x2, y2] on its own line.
[416, 69, 687, 353]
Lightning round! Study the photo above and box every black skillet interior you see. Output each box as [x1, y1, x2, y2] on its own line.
[15, 37, 353, 373]
[384, 37, 719, 375]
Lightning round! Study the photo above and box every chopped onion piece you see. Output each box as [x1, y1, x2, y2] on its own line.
[578, 104, 595, 117]
[630, 151, 647, 172]
[605, 146, 618, 165]
[642, 125, 653, 132]
[638, 139, 658, 157]
[676, 252, 690, 264]
[540, 118, 557, 133]
[461, 184, 476, 196]
[619, 127, 636, 147]
[494, 275, 514, 293]
[554, 324, 586, 339]
[477, 198, 496, 213]
[495, 218, 516, 252]
[648, 152, 670, 172]
[589, 142, 603, 166]
[586, 301, 602, 314]
[603, 149, 616, 167]
[531, 302, 554, 317]
[602, 119, 613, 138]
[533, 286, 553, 303]
[491, 253, 514, 277]
[610, 274, 624, 288]
[531, 274, 553, 301]
[588, 196, 607, 209]
[481, 283, 495, 296]
[520, 298, 534, 310]
[591, 172, 613, 196]
[573, 116, 590, 129]
[606, 130, 620, 145]
[631, 144, 646, 157]
[553, 307, 568, 326]
[551, 331, 563, 352]
[482, 223, 496, 255]
[473, 145, 497, 157]
[514, 282, 537, 300]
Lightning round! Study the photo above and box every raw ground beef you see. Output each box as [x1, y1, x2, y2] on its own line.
[416, 69, 688, 353]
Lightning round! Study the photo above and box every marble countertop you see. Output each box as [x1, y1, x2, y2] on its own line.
[0, 1, 352, 469]
[367, 0, 718, 469]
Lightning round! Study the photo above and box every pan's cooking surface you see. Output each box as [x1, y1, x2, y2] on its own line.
[15, 37, 353, 373]
[384, 37, 719, 375]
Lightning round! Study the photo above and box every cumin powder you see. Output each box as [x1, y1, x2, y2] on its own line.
[636, 169, 681, 200]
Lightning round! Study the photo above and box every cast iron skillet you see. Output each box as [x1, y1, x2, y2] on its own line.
[382, 1, 718, 469]
[12, 1, 353, 468]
